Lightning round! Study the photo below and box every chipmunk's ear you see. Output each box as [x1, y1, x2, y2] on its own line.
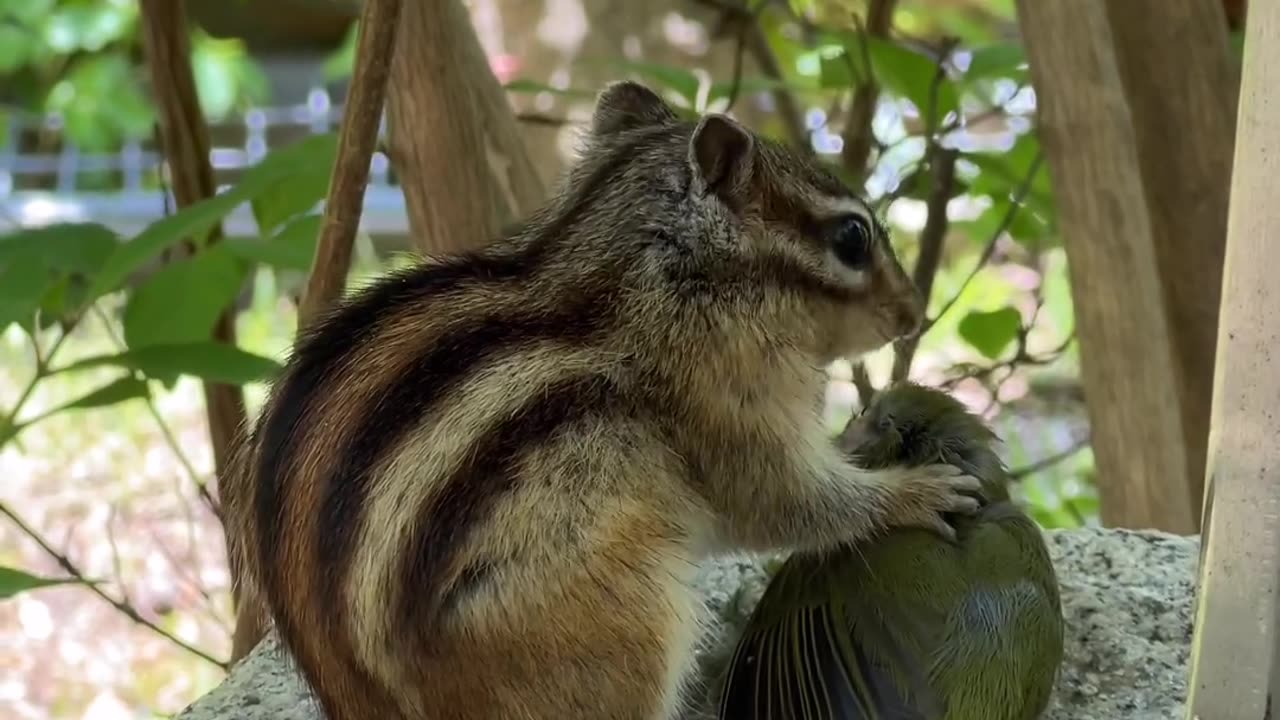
[688, 113, 755, 204]
[590, 81, 678, 136]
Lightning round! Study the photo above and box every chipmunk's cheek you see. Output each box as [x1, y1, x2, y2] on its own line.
[835, 310, 890, 358]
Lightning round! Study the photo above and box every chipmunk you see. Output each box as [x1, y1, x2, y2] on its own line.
[232, 80, 982, 720]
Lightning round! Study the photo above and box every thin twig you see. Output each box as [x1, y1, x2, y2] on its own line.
[941, 328, 1076, 389]
[515, 112, 570, 127]
[926, 149, 1044, 331]
[0, 501, 227, 668]
[1, 327, 73, 442]
[88, 306, 222, 521]
[1010, 435, 1092, 479]
[740, 9, 810, 150]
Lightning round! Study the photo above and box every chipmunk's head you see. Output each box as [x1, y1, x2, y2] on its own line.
[571, 80, 923, 363]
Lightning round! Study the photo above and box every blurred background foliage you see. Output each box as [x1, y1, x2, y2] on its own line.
[0, 0, 269, 152]
[0, 0, 1241, 716]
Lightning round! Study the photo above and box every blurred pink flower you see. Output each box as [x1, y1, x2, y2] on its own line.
[490, 53, 521, 83]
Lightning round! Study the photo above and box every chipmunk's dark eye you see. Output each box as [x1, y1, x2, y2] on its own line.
[832, 216, 872, 268]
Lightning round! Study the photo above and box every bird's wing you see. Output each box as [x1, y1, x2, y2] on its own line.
[717, 553, 945, 720]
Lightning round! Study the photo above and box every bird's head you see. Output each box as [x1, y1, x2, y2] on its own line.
[841, 382, 1009, 500]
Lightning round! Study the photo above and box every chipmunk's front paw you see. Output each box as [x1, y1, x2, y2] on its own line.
[880, 464, 984, 542]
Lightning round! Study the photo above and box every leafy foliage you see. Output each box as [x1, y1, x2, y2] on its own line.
[0, 130, 336, 446]
[0, 0, 268, 151]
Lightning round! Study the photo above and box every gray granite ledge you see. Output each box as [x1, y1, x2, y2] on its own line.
[178, 527, 1198, 720]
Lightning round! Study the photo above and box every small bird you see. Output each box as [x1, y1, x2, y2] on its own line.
[716, 382, 1064, 720]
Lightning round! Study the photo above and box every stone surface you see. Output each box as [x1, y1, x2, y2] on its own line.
[177, 527, 1198, 720]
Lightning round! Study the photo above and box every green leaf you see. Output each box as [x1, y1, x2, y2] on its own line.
[0, 566, 80, 600]
[56, 376, 150, 413]
[964, 43, 1027, 83]
[0, 24, 31, 72]
[0, 222, 118, 275]
[819, 52, 855, 89]
[46, 54, 153, 150]
[322, 21, 359, 80]
[123, 246, 249, 349]
[707, 76, 816, 101]
[0, 261, 49, 331]
[858, 35, 959, 122]
[956, 196, 1051, 246]
[192, 34, 270, 119]
[966, 132, 1052, 204]
[609, 60, 701, 103]
[958, 307, 1022, 359]
[244, 133, 338, 235]
[4, 376, 149, 442]
[87, 133, 339, 301]
[85, 190, 245, 301]
[0, 222, 118, 329]
[60, 342, 283, 386]
[225, 213, 322, 271]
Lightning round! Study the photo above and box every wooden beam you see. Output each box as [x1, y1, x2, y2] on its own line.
[1186, 5, 1280, 716]
[1015, 0, 1197, 532]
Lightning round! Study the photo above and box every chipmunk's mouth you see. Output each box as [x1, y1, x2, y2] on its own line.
[871, 315, 901, 345]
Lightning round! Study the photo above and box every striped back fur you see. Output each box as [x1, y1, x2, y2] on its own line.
[234, 81, 926, 720]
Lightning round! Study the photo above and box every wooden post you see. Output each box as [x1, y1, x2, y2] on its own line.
[1015, 0, 1197, 532]
[1186, 6, 1280, 717]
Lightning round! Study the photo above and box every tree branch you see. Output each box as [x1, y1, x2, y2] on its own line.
[138, 0, 248, 486]
[740, 10, 810, 151]
[840, 0, 898, 183]
[891, 147, 958, 381]
[301, 0, 403, 324]
[0, 501, 227, 669]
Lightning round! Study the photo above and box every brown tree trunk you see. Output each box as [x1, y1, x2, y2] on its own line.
[386, 0, 545, 253]
[1015, 0, 1202, 533]
[1102, 0, 1237, 530]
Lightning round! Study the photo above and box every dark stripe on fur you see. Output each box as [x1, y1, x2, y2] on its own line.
[252, 249, 538, 605]
[313, 293, 616, 610]
[304, 129, 678, 616]
[398, 372, 628, 633]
